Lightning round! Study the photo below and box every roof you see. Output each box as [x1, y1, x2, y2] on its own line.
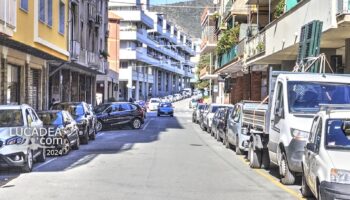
[37, 110, 62, 114]
[108, 11, 123, 20]
[278, 73, 350, 83]
[0, 104, 30, 110]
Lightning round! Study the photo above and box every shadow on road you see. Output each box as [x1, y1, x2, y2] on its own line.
[0, 109, 185, 185]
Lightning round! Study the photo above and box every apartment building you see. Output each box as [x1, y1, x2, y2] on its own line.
[50, 0, 109, 105]
[0, 0, 70, 110]
[109, 0, 196, 101]
[96, 11, 121, 103]
[201, 0, 350, 104]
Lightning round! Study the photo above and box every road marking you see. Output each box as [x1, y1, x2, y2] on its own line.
[97, 132, 105, 138]
[142, 118, 153, 131]
[34, 158, 57, 170]
[237, 156, 305, 200]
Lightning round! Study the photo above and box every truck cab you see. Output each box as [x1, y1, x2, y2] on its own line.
[267, 73, 350, 184]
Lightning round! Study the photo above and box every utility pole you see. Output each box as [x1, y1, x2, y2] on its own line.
[209, 52, 212, 102]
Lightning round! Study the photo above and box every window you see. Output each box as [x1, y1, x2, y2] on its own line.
[233, 106, 241, 122]
[47, 0, 52, 26]
[39, 0, 52, 26]
[120, 104, 131, 111]
[59, 1, 65, 34]
[20, 0, 29, 11]
[7, 65, 20, 105]
[39, 0, 45, 22]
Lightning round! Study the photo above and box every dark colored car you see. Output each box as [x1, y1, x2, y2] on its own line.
[157, 102, 174, 117]
[94, 102, 144, 130]
[37, 110, 80, 155]
[199, 104, 210, 130]
[192, 103, 206, 123]
[217, 107, 234, 147]
[211, 108, 224, 138]
[51, 102, 96, 144]
[135, 100, 147, 118]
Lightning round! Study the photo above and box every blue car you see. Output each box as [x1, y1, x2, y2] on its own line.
[157, 102, 174, 117]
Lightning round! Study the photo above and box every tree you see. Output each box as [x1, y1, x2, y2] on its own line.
[195, 54, 210, 90]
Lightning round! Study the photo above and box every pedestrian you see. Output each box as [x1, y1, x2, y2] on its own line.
[49, 98, 56, 109]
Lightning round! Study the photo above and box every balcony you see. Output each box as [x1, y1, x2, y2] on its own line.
[115, 10, 153, 28]
[245, 31, 266, 61]
[88, 51, 98, 66]
[71, 41, 81, 60]
[0, 0, 16, 36]
[245, 0, 349, 66]
[120, 29, 149, 44]
[218, 45, 238, 68]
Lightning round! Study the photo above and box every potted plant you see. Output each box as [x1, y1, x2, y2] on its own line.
[100, 50, 109, 59]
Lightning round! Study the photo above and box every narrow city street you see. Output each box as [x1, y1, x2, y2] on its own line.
[0, 99, 304, 200]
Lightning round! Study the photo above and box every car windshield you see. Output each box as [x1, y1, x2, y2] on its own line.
[38, 112, 63, 126]
[94, 104, 110, 113]
[326, 119, 350, 150]
[198, 105, 205, 110]
[151, 100, 160, 103]
[210, 106, 225, 113]
[0, 109, 24, 127]
[52, 104, 85, 117]
[159, 103, 172, 107]
[287, 81, 350, 113]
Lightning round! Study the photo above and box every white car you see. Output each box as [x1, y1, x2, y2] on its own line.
[148, 98, 161, 111]
[302, 106, 350, 199]
[0, 105, 46, 172]
[202, 104, 229, 132]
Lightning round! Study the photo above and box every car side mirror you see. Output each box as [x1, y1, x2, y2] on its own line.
[275, 107, 284, 118]
[306, 143, 316, 152]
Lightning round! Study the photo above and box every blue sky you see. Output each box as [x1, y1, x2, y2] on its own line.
[151, 0, 191, 5]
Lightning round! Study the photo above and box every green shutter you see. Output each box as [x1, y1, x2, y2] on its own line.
[297, 20, 323, 72]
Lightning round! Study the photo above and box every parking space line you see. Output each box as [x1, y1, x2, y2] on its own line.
[142, 118, 153, 131]
[34, 158, 57, 170]
[237, 156, 304, 200]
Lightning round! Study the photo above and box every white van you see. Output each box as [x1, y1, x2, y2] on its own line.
[302, 105, 350, 199]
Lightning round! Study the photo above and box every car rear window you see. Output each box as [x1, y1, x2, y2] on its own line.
[151, 100, 159, 103]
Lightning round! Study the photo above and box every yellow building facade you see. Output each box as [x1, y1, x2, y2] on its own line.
[0, 0, 69, 110]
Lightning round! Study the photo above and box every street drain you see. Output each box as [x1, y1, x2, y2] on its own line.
[190, 144, 203, 146]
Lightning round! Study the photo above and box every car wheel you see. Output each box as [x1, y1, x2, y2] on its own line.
[216, 131, 221, 142]
[81, 127, 89, 145]
[301, 172, 313, 197]
[72, 136, 80, 150]
[157, 113, 160, 117]
[96, 121, 103, 132]
[61, 137, 71, 155]
[132, 118, 142, 129]
[22, 150, 33, 173]
[235, 136, 243, 155]
[249, 143, 262, 168]
[170, 114, 174, 117]
[279, 153, 296, 185]
[36, 148, 46, 162]
[89, 126, 96, 140]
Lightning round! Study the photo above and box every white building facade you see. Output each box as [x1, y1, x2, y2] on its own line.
[109, 0, 196, 101]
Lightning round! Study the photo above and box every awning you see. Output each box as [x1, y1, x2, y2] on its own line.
[215, 58, 244, 74]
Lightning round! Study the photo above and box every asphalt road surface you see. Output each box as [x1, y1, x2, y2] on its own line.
[0, 99, 306, 200]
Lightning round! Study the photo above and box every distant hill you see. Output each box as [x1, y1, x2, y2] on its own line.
[150, 0, 214, 38]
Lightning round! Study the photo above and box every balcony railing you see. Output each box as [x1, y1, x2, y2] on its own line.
[337, 0, 350, 14]
[0, 0, 16, 29]
[245, 31, 266, 60]
[88, 52, 98, 66]
[218, 45, 238, 68]
[71, 41, 81, 60]
[199, 68, 208, 77]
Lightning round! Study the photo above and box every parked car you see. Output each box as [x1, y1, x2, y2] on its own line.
[226, 102, 265, 155]
[201, 104, 228, 133]
[192, 103, 206, 123]
[94, 102, 144, 130]
[135, 100, 147, 117]
[189, 99, 198, 109]
[0, 105, 46, 172]
[216, 106, 234, 146]
[211, 108, 224, 138]
[199, 104, 210, 131]
[51, 102, 96, 144]
[148, 98, 161, 111]
[157, 102, 174, 117]
[37, 110, 80, 155]
[301, 106, 350, 199]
